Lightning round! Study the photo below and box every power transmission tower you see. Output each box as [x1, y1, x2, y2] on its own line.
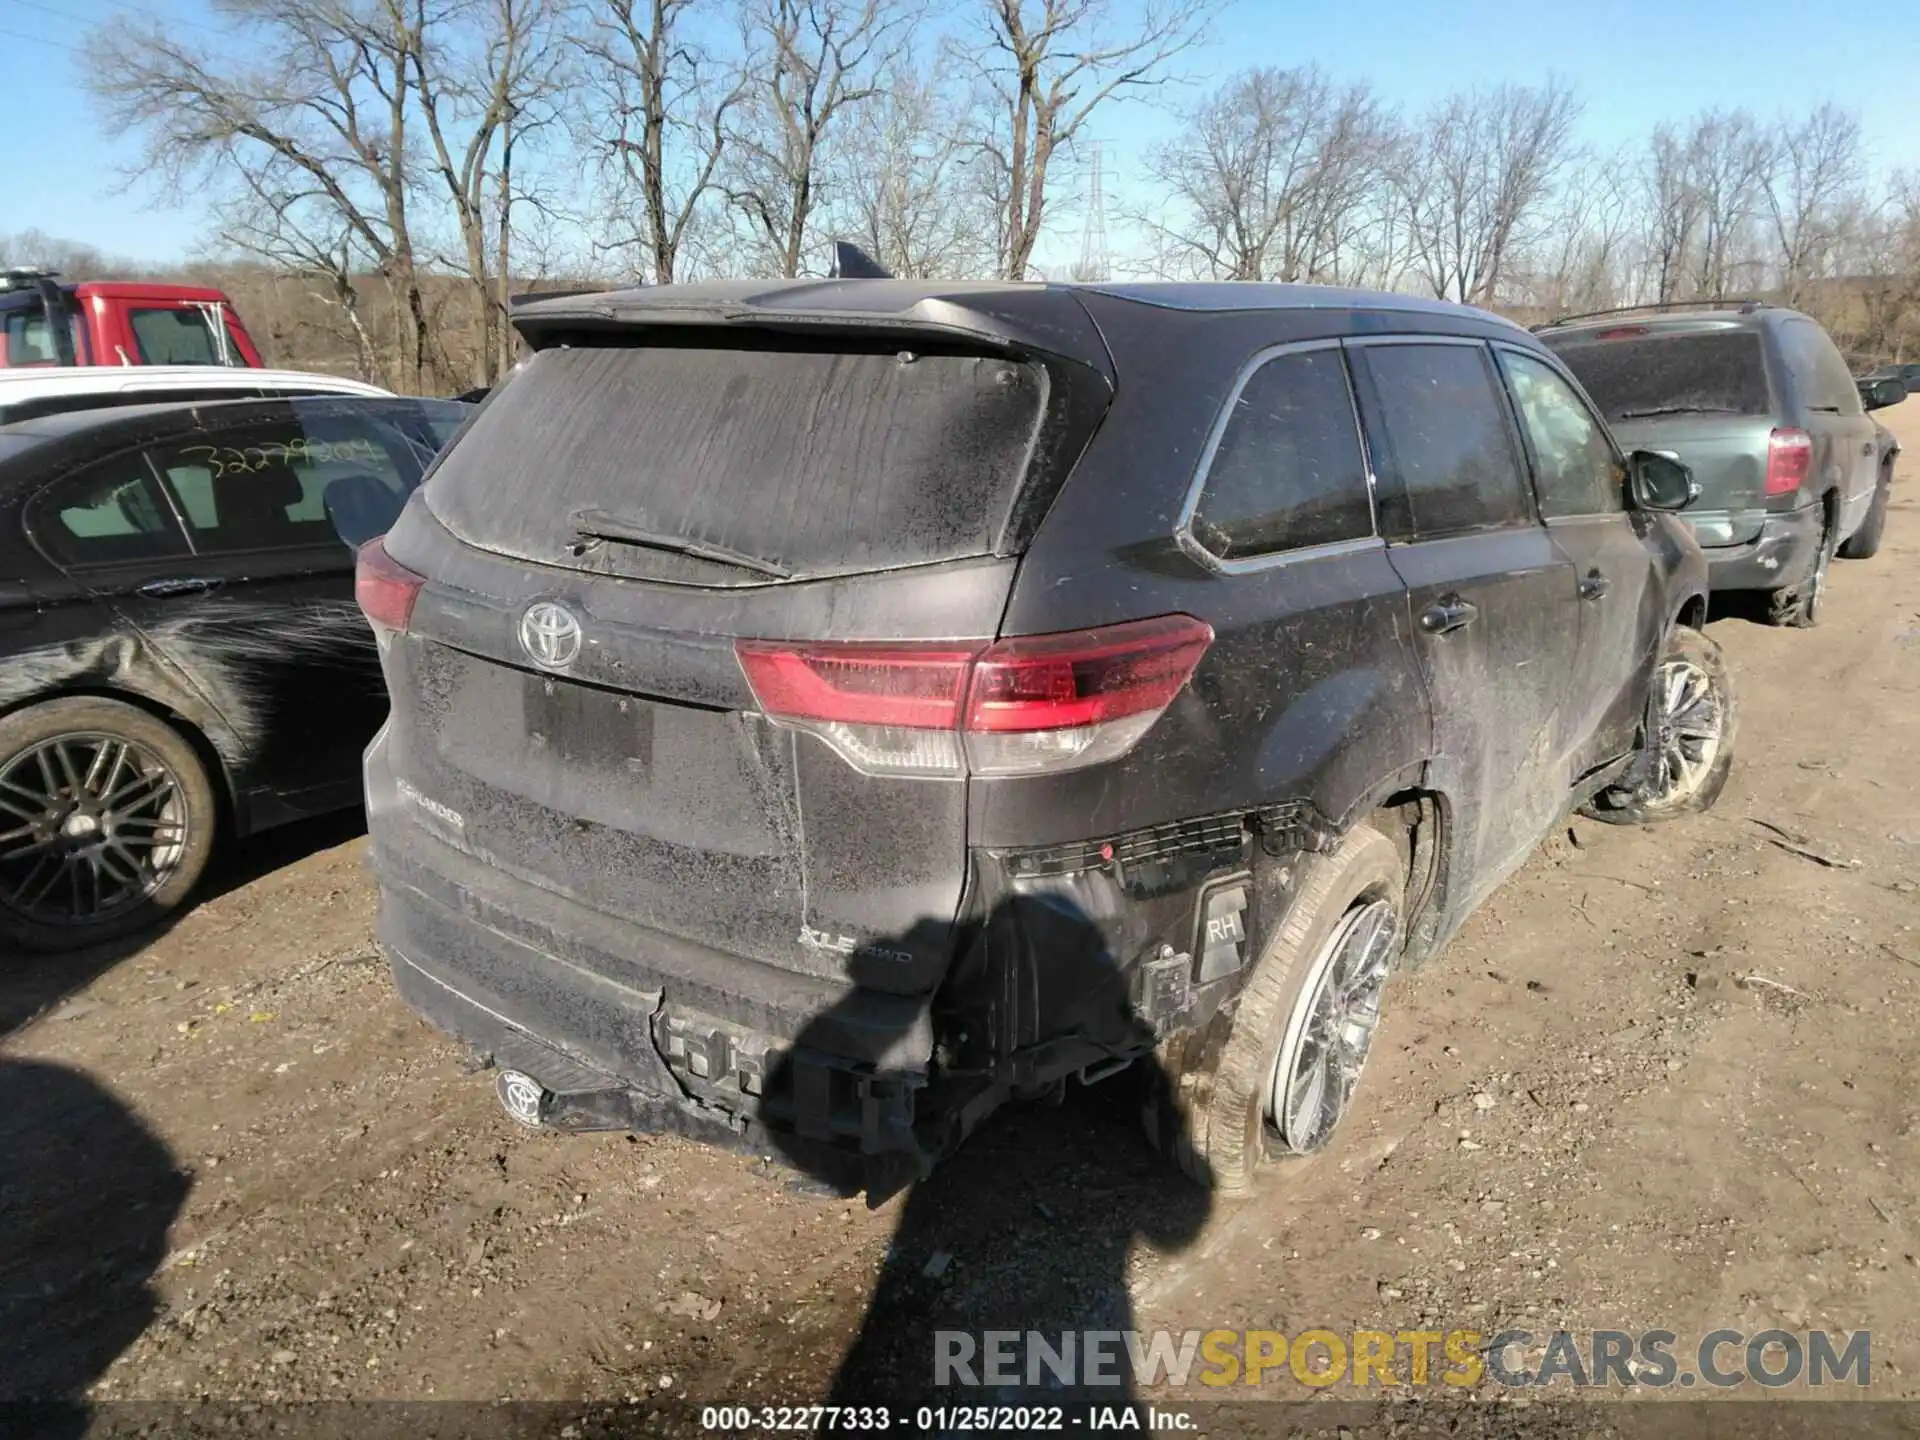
[1075, 143, 1111, 282]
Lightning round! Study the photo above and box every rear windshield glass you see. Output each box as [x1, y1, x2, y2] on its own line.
[1547, 329, 1772, 422]
[423, 343, 1048, 584]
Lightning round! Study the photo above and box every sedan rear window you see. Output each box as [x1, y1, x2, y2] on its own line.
[1548, 329, 1771, 422]
[423, 343, 1050, 585]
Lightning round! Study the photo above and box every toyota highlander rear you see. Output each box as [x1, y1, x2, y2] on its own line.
[358, 284, 1180, 1189]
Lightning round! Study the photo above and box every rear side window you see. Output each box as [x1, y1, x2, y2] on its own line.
[1189, 347, 1372, 561]
[29, 460, 190, 567]
[1778, 319, 1862, 416]
[422, 343, 1051, 585]
[1548, 329, 1771, 422]
[1355, 343, 1532, 538]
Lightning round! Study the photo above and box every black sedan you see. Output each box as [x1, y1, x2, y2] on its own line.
[0, 394, 468, 951]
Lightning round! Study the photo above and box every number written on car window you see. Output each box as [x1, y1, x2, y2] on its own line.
[178, 436, 384, 480]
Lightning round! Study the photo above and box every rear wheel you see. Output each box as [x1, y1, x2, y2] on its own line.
[0, 697, 217, 954]
[1580, 626, 1736, 826]
[1766, 510, 1834, 627]
[1838, 464, 1892, 560]
[1142, 826, 1404, 1196]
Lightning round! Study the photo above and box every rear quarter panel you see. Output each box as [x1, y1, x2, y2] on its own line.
[981, 300, 1438, 853]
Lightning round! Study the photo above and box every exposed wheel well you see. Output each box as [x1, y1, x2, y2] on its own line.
[1677, 593, 1708, 631]
[1368, 789, 1444, 958]
[0, 685, 237, 839]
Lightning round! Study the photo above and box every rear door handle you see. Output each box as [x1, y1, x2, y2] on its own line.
[1418, 596, 1479, 635]
[137, 577, 224, 598]
[1579, 570, 1611, 600]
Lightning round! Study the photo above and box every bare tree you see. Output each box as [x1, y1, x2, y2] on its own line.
[1762, 102, 1864, 304]
[968, 0, 1214, 281]
[85, 0, 438, 388]
[1513, 149, 1633, 316]
[1639, 122, 1703, 303]
[724, 0, 912, 277]
[1139, 66, 1400, 283]
[585, 0, 745, 283]
[1844, 171, 1920, 362]
[1682, 108, 1771, 299]
[1398, 79, 1581, 305]
[414, 0, 572, 386]
[828, 55, 997, 276]
[219, 169, 386, 379]
[0, 230, 130, 279]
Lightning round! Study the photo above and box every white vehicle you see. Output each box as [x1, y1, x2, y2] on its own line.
[0, 365, 391, 427]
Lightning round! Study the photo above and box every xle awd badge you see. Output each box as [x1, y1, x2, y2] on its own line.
[519, 601, 582, 670]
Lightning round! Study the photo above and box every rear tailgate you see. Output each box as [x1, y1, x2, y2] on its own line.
[1548, 324, 1781, 543]
[1605, 415, 1777, 545]
[376, 325, 1109, 1004]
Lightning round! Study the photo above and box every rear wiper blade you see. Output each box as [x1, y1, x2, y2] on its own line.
[1616, 404, 1742, 419]
[567, 508, 791, 579]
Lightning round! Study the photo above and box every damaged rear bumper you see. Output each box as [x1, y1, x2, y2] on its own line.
[1693, 505, 1820, 592]
[366, 735, 1300, 1183]
[367, 761, 933, 1180]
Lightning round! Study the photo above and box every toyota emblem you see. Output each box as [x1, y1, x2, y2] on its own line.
[519, 601, 582, 670]
[495, 1069, 546, 1127]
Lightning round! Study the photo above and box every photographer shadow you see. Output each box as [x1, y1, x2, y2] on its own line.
[0, 1058, 190, 1435]
[764, 894, 1215, 1411]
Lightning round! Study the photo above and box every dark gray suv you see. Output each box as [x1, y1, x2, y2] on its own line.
[1539, 302, 1900, 625]
[360, 280, 1734, 1197]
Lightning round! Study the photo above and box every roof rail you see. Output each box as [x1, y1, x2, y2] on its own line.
[1531, 298, 1770, 333]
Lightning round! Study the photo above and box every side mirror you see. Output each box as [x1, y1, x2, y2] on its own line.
[1628, 450, 1700, 511]
[1859, 375, 1907, 412]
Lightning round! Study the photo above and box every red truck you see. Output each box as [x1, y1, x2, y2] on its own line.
[0, 268, 265, 368]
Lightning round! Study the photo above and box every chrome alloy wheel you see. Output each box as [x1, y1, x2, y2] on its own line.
[1267, 898, 1398, 1153]
[1639, 658, 1726, 807]
[0, 732, 190, 930]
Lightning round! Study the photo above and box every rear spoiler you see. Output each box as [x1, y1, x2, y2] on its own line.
[508, 291, 1118, 386]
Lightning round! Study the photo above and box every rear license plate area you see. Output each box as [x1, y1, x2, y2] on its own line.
[522, 671, 654, 778]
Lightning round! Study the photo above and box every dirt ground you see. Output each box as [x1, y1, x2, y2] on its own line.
[7, 405, 1920, 1433]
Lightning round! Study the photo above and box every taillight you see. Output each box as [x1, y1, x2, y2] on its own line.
[736, 614, 1214, 778]
[1766, 427, 1812, 496]
[355, 535, 425, 634]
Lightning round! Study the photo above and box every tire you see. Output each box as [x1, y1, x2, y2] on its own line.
[0, 697, 217, 954]
[1838, 465, 1892, 560]
[1141, 825, 1404, 1197]
[1579, 626, 1736, 827]
[1765, 509, 1834, 627]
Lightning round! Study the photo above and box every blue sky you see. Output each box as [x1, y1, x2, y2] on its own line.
[4, 0, 1918, 264]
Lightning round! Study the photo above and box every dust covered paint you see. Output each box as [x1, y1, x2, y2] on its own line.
[364, 279, 1722, 1194]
